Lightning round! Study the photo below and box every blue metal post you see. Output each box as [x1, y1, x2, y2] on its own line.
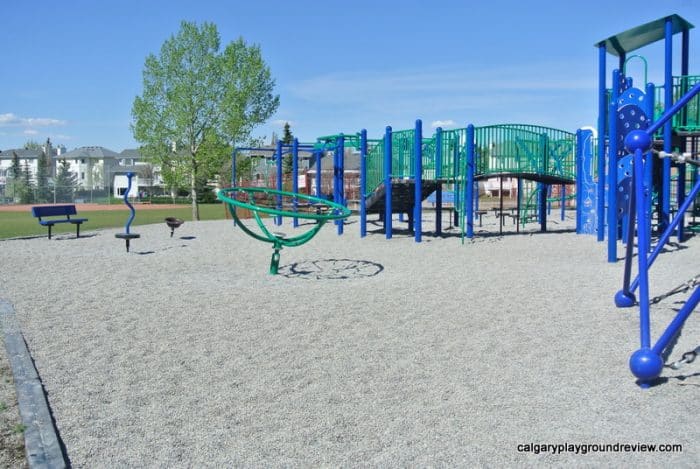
[466, 125, 475, 239]
[292, 138, 299, 228]
[384, 126, 392, 239]
[315, 151, 322, 198]
[644, 83, 655, 222]
[360, 129, 367, 237]
[629, 177, 700, 293]
[576, 130, 582, 233]
[336, 134, 344, 235]
[662, 18, 673, 233]
[633, 149, 652, 350]
[275, 140, 283, 226]
[539, 183, 547, 232]
[678, 29, 691, 242]
[653, 286, 700, 355]
[607, 70, 621, 262]
[597, 45, 607, 242]
[414, 119, 422, 243]
[560, 185, 566, 221]
[453, 141, 460, 227]
[435, 127, 443, 235]
[231, 148, 237, 226]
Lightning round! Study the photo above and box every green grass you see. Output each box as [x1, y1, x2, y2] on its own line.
[0, 204, 228, 239]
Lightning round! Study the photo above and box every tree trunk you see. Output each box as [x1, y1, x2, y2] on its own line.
[191, 157, 200, 221]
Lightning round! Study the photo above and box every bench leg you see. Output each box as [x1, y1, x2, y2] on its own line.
[76, 224, 80, 238]
[48, 225, 52, 240]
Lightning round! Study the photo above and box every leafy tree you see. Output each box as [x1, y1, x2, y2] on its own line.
[6, 152, 24, 202]
[36, 148, 51, 203]
[54, 159, 78, 203]
[20, 163, 35, 204]
[23, 140, 42, 151]
[132, 20, 279, 220]
[282, 122, 294, 174]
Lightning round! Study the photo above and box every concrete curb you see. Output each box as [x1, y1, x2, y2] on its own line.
[1, 300, 67, 468]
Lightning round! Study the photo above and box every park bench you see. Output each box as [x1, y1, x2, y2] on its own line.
[31, 205, 88, 239]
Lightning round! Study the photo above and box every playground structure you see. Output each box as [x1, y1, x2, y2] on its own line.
[221, 14, 699, 385]
[231, 123, 577, 242]
[217, 186, 351, 274]
[115, 172, 140, 252]
[589, 15, 700, 386]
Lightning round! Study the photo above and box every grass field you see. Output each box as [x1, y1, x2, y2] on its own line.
[0, 204, 228, 239]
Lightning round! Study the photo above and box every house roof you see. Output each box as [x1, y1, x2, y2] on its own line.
[0, 148, 41, 159]
[308, 150, 360, 172]
[56, 146, 120, 159]
[595, 14, 694, 57]
[120, 149, 142, 158]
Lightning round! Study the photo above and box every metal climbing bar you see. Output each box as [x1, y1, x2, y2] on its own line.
[619, 79, 700, 386]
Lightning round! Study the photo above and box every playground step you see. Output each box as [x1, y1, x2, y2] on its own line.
[365, 179, 439, 213]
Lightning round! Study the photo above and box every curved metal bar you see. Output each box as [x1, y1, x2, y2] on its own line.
[252, 209, 326, 247]
[218, 187, 351, 220]
[220, 186, 350, 274]
[123, 172, 136, 234]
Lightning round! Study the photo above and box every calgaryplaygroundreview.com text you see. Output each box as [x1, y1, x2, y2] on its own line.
[516, 442, 683, 455]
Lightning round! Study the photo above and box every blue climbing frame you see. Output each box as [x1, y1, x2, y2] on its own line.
[614, 80, 700, 387]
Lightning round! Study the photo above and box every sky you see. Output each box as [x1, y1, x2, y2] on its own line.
[2, 0, 699, 152]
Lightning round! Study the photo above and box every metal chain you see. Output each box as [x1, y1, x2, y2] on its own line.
[650, 275, 700, 305]
[665, 346, 700, 370]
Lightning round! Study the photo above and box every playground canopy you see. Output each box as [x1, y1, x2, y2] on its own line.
[595, 14, 694, 56]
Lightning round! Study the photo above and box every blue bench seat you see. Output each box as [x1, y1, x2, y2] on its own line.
[31, 205, 88, 239]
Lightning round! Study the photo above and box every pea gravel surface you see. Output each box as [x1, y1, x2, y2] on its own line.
[0, 213, 698, 467]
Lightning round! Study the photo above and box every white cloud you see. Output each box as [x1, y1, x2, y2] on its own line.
[23, 129, 39, 135]
[0, 113, 67, 127]
[431, 120, 455, 128]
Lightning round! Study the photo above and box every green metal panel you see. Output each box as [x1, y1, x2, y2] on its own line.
[365, 139, 384, 197]
[391, 129, 415, 179]
[595, 14, 694, 57]
[473, 124, 576, 182]
[655, 75, 700, 131]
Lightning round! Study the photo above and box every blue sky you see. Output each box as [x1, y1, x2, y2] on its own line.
[2, 0, 699, 152]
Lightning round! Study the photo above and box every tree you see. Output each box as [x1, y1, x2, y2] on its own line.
[23, 140, 42, 151]
[54, 159, 78, 203]
[20, 162, 35, 204]
[35, 142, 51, 203]
[132, 20, 279, 220]
[282, 122, 294, 175]
[7, 151, 24, 202]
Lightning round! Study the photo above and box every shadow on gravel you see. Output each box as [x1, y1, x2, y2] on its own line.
[278, 259, 384, 280]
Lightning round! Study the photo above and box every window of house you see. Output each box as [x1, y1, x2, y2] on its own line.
[81, 172, 85, 180]
[81, 159, 85, 164]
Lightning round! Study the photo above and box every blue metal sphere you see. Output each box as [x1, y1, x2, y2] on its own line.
[623, 129, 652, 153]
[629, 348, 663, 381]
[614, 290, 636, 308]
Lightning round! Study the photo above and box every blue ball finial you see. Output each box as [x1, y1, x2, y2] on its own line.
[629, 348, 663, 382]
[623, 129, 651, 153]
[614, 289, 636, 308]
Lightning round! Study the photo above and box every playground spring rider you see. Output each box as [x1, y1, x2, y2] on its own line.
[115, 172, 140, 253]
[217, 187, 351, 274]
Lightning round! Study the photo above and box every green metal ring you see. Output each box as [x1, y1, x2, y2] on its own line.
[217, 187, 352, 220]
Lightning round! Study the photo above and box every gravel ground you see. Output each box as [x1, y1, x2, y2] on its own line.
[0, 212, 698, 467]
